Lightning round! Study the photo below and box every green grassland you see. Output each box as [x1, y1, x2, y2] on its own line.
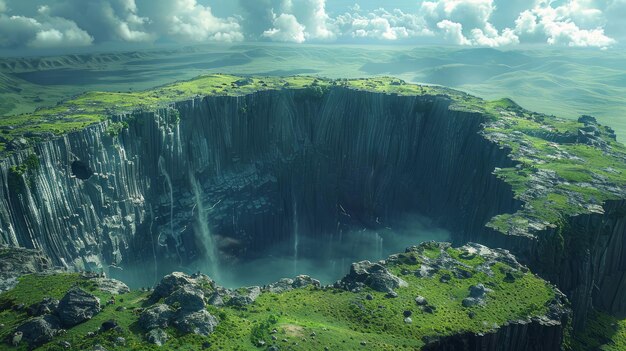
[0, 244, 558, 350]
[2, 45, 626, 141]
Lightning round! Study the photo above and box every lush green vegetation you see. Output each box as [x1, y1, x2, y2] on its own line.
[0, 245, 557, 350]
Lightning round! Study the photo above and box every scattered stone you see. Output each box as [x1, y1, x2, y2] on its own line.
[415, 296, 427, 306]
[114, 336, 126, 345]
[100, 319, 118, 332]
[11, 331, 22, 347]
[92, 344, 108, 351]
[58, 340, 71, 348]
[360, 340, 367, 346]
[404, 317, 412, 324]
[27, 297, 59, 316]
[365, 294, 373, 300]
[57, 287, 101, 327]
[403, 310, 412, 318]
[422, 305, 436, 314]
[146, 328, 168, 346]
[439, 273, 451, 283]
[385, 291, 398, 298]
[462, 283, 492, 307]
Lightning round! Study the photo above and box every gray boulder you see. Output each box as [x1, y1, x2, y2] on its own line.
[341, 261, 407, 293]
[146, 328, 169, 346]
[462, 284, 492, 307]
[16, 314, 62, 348]
[265, 278, 294, 293]
[165, 284, 205, 311]
[227, 286, 261, 307]
[92, 278, 130, 295]
[293, 275, 320, 289]
[28, 297, 59, 316]
[57, 287, 101, 327]
[152, 272, 195, 300]
[174, 310, 219, 336]
[139, 304, 173, 331]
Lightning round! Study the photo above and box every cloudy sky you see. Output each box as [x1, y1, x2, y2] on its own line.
[0, 0, 624, 53]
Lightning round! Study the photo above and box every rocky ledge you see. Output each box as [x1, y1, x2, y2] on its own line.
[0, 242, 568, 350]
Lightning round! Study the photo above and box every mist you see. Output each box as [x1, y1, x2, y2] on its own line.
[110, 214, 449, 289]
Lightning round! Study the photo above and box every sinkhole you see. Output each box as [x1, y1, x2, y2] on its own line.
[107, 88, 519, 288]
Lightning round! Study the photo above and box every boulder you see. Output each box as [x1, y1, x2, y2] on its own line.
[152, 272, 195, 300]
[165, 284, 205, 311]
[57, 287, 101, 327]
[92, 278, 130, 295]
[16, 314, 62, 348]
[139, 304, 173, 331]
[27, 297, 59, 316]
[146, 328, 169, 346]
[292, 275, 320, 289]
[341, 261, 407, 293]
[265, 278, 294, 293]
[227, 286, 261, 307]
[173, 310, 219, 336]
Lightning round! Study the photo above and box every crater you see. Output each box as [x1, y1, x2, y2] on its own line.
[110, 87, 520, 288]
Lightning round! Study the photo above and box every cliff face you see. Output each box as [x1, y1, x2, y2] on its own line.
[0, 86, 624, 334]
[422, 316, 567, 351]
[0, 88, 517, 272]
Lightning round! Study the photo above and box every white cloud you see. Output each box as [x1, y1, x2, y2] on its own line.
[437, 20, 471, 45]
[513, 1, 616, 48]
[421, 0, 518, 47]
[263, 13, 306, 43]
[0, 0, 620, 49]
[46, 0, 151, 42]
[290, 0, 336, 40]
[335, 8, 432, 41]
[139, 0, 243, 42]
[0, 13, 93, 48]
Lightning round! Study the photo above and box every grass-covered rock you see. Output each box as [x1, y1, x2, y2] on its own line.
[0, 242, 568, 350]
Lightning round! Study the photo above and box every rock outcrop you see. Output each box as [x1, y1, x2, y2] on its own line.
[56, 287, 101, 327]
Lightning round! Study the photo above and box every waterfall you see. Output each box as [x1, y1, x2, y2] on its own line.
[190, 171, 220, 280]
[157, 155, 179, 261]
[293, 196, 299, 275]
[375, 232, 383, 259]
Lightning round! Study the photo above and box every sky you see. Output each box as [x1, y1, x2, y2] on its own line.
[0, 0, 624, 54]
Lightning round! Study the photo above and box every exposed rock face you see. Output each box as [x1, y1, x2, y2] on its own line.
[16, 314, 62, 348]
[0, 88, 518, 275]
[56, 287, 101, 327]
[0, 246, 53, 292]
